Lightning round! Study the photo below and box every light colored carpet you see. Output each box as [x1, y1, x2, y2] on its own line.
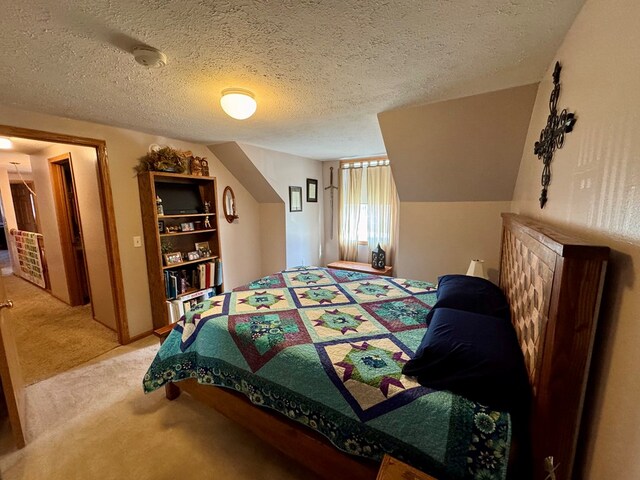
[2, 272, 119, 385]
[0, 336, 317, 480]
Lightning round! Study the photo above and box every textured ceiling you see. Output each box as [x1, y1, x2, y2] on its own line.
[0, 0, 585, 159]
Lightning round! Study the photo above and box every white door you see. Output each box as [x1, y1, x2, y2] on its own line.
[0, 274, 26, 448]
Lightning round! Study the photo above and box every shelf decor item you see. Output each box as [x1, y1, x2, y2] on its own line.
[135, 146, 187, 174]
[371, 244, 386, 270]
[190, 156, 203, 176]
[164, 252, 183, 265]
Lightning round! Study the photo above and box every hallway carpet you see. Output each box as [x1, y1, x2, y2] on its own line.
[2, 273, 118, 385]
[0, 337, 317, 480]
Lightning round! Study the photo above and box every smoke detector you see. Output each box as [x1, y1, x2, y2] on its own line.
[132, 46, 167, 68]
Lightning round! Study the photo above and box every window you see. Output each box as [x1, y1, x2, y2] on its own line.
[338, 157, 398, 262]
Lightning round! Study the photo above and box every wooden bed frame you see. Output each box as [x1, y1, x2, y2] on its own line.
[156, 213, 609, 480]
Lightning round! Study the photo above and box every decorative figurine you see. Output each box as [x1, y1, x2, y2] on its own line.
[204, 215, 211, 229]
[203, 201, 211, 214]
[156, 195, 164, 215]
[201, 159, 209, 176]
[371, 244, 386, 270]
[190, 157, 203, 176]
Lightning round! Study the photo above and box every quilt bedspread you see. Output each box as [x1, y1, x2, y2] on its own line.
[143, 267, 511, 480]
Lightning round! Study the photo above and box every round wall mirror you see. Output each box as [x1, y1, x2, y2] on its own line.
[223, 186, 239, 223]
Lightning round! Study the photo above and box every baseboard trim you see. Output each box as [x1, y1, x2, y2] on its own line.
[126, 329, 154, 343]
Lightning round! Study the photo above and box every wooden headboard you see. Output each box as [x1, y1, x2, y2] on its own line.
[499, 214, 609, 480]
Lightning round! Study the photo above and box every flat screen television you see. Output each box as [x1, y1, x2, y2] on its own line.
[155, 183, 202, 215]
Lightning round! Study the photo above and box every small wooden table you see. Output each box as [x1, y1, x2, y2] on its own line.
[376, 455, 438, 480]
[327, 260, 393, 277]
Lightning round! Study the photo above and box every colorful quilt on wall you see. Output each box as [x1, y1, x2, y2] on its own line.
[11, 230, 46, 288]
[144, 267, 511, 480]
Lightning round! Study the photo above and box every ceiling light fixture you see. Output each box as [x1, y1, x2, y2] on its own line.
[0, 137, 13, 149]
[220, 88, 257, 120]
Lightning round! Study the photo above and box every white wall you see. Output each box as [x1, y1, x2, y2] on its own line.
[0, 105, 265, 338]
[511, 0, 640, 477]
[239, 144, 324, 267]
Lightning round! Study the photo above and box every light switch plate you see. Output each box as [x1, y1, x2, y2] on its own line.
[133, 236, 142, 247]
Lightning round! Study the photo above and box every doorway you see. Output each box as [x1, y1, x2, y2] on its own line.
[49, 153, 90, 306]
[0, 135, 125, 385]
[0, 125, 128, 344]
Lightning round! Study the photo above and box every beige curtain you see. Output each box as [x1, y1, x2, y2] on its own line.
[366, 165, 399, 265]
[338, 167, 363, 261]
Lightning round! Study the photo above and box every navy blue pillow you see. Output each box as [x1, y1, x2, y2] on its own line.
[425, 274, 511, 325]
[403, 307, 530, 413]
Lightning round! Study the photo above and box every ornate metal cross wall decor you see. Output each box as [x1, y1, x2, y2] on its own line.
[534, 62, 577, 208]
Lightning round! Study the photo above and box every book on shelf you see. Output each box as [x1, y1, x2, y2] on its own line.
[164, 259, 224, 301]
[165, 287, 216, 323]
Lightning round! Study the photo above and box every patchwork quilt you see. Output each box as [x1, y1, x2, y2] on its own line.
[143, 267, 511, 480]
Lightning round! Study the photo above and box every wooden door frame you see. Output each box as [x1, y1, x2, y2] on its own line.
[0, 125, 129, 344]
[49, 153, 91, 308]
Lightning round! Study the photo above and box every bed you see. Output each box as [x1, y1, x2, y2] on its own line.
[144, 214, 609, 480]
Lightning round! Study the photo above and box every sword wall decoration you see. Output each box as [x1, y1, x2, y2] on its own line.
[325, 166, 339, 239]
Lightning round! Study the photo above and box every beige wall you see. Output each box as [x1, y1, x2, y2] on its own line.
[397, 202, 510, 283]
[30, 144, 117, 329]
[322, 161, 340, 265]
[29, 148, 69, 304]
[259, 203, 287, 276]
[0, 105, 264, 338]
[0, 167, 18, 231]
[375, 86, 537, 281]
[511, 0, 640, 477]
[379, 84, 538, 202]
[239, 143, 324, 267]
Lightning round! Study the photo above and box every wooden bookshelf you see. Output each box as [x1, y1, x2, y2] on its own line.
[138, 171, 223, 328]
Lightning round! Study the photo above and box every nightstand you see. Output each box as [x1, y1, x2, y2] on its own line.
[376, 455, 438, 480]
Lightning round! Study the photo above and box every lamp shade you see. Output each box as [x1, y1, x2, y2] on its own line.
[466, 259, 488, 279]
[220, 88, 257, 120]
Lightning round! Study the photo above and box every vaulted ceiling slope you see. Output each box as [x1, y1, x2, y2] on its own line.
[1, 1, 584, 159]
[379, 84, 538, 202]
[208, 142, 281, 203]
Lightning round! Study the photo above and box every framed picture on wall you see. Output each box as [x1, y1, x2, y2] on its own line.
[289, 186, 303, 212]
[306, 178, 318, 202]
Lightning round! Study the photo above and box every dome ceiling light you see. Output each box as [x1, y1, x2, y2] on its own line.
[220, 88, 256, 120]
[0, 137, 13, 149]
